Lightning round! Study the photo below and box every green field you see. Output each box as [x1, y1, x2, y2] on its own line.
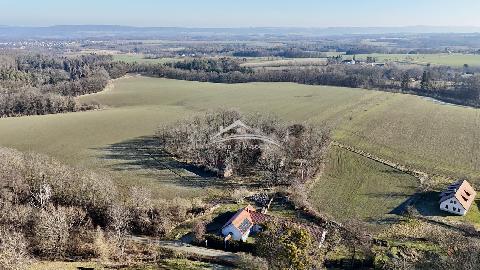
[0, 76, 478, 216]
[308, 147, 418, 222]
[113, 54, 177, 64]
[240, 53, 480, 69]
[241, 57, 328, 68]
[349, 53, 480, 67]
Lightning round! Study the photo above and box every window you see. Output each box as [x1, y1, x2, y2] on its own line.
[445, 205, 448, 209]
[453, 201, 456, 204]
[453, 207, 457, 211]
[461, 195, 468, 202]
[450, 200, 453, 203]
[238, 218, 252, 233]
[458, 208, 461, 213]
[465, 191, 471, 196]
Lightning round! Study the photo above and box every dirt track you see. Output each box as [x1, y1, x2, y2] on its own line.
[131, 236, 240, 265]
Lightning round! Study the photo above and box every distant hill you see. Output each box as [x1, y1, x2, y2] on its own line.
[0, 25, 479, 40]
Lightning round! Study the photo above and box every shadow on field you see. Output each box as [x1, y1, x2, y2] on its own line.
[93, 136, 254, 189]
[413, 191, 450, 217]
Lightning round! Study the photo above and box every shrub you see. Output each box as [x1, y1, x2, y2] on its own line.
[32, 205, 72, 259]
[231, 187, 250, 203]
[256, 221, 321, 270]
[0, 227, 31, 270]
[192, 221, 206, 243]
[236, 252, 268, 270]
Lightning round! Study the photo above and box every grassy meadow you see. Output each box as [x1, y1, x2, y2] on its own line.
[113, 54, 177, 64]
[241, 57, 327, 68]
[0, 76, 478, 220]
[308, 147, 418, 222]
[349, 53, 480, 67]
[241, 53, 480, 68]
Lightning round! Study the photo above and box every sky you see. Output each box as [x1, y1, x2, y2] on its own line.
[0, 0, 479, 28]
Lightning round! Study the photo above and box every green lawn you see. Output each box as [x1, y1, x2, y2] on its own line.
[308, 147, 419, 222]
[0, 76, 478, 204]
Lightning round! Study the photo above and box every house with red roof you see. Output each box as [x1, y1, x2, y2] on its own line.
[221, 205, 271, 241]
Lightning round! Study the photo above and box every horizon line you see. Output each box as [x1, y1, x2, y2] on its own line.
[2, 24, 480, 29]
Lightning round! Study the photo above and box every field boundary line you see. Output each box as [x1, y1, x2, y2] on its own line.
[331, 141, 429, 185]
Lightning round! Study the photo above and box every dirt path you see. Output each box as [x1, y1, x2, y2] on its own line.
[130, 236, 240, 265]
[75, 74, 137, 99]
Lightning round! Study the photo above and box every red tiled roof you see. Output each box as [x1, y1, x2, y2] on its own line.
[223, 205, 254, 233]
[248, 209, 272, 224]
[223, 205, 273, 232]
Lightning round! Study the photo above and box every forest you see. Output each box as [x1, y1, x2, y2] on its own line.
[0, 53, 128, 117]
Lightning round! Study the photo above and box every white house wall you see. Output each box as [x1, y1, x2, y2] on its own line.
[221, 224, 251, 241]
[440, 198, 466, 216]
[222, 225, 242, 240]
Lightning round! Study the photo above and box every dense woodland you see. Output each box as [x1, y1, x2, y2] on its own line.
[0, 147, 207, 268]
[0, 53, 128, 117]
[157, 109, 331, 186]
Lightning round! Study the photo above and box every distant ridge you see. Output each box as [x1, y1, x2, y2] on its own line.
[0, 25, 479, 40]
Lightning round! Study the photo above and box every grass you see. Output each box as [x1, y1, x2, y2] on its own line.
[0, 76, 478, 208]
[334, 92, 480, 180]
[240, 53, 480, 68]
[344, 53, 480, 67]
[29, 261, 104, 270]
[241, 58, 327, 68]
[308, 147, 419, 222]
[413, 191, 480, 227]
[112, 54, 177, 64]
[29, 260, 230, 270]
[157, 259, 232, 270]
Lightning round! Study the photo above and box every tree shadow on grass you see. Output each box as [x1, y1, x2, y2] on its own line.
[92, 136, 260, 189]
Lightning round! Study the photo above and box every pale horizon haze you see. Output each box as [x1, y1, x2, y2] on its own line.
[0, 0, 479, 28]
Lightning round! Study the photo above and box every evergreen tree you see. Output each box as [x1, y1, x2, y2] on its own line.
[421, 70, 431, 90]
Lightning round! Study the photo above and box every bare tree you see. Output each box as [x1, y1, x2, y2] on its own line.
[0, 227, 30, 270]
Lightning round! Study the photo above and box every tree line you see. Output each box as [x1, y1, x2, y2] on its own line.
[133, 58, 480, 107]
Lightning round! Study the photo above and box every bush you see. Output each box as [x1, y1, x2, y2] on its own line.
[32, 205, 72, 259]
[0, 227, 31, 270]
[236, 252, 268, 270]
[231, 187, 250, 203]
[192, 221, 206, 243]
[203, 235, 255, 253]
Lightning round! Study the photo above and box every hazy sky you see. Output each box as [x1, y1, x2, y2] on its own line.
[1, 0, 479, 27]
